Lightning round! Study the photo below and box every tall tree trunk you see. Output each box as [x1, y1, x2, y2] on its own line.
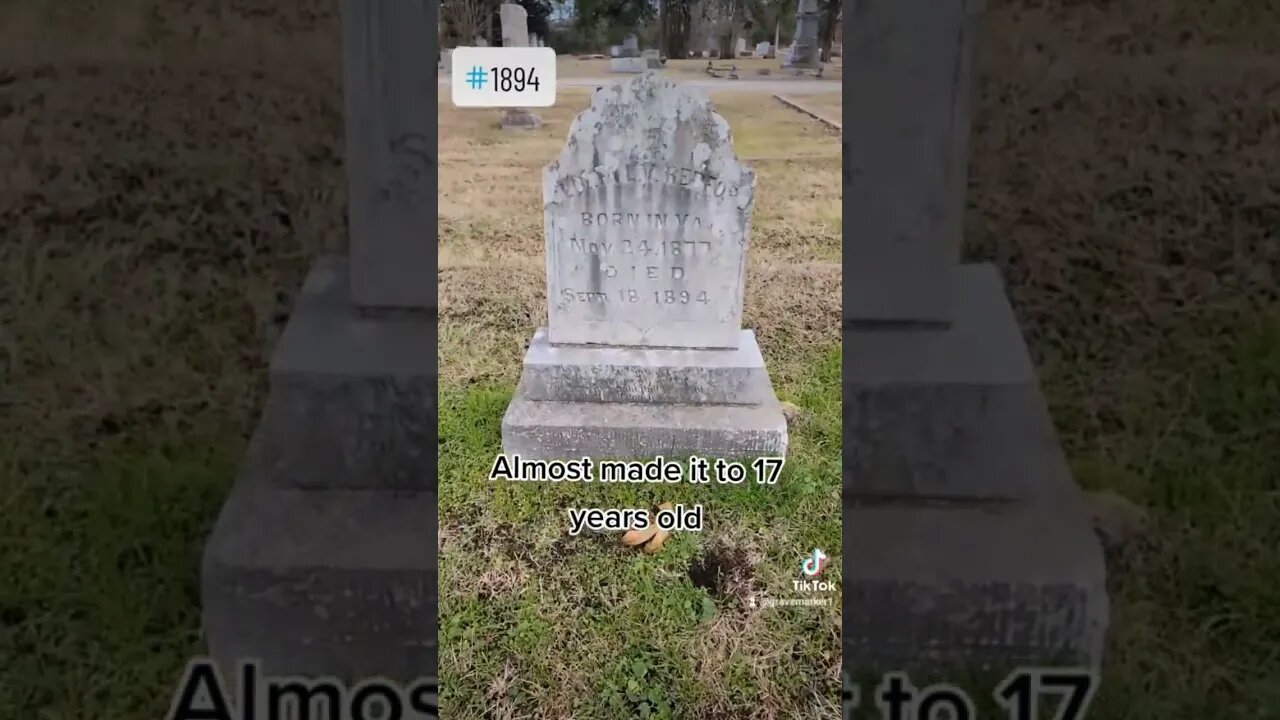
[818, 0, 840, 62]
[659, 0, 668, 56]
[663, 0, 691, 57]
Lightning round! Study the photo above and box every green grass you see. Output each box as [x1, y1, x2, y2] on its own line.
[437, 346, 842, 718]
[0, 429, 238, 718]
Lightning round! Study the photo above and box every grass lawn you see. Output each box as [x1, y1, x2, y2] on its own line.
[0, 1, 1278, 719]
[437, 91, 842, 718]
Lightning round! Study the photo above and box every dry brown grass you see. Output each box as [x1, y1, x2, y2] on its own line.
[784, 93, 841, 124]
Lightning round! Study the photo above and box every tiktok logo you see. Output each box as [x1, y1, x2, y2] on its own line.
[801, 548, 827, 577]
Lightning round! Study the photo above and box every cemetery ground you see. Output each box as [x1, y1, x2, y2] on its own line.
[437, 88, 843, 718]
[0, 2, 1277, 719]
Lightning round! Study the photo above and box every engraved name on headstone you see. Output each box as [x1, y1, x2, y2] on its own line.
[542, 73, 755, 349]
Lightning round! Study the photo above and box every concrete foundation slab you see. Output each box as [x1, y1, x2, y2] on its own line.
[202, 457, 438, 683]
[259, 256, 436, 491]
[845, 263, 1069, 501]
[520, 327, 774, 405]
[502, 380, 788, 459]
[842, 493, 1108, 674]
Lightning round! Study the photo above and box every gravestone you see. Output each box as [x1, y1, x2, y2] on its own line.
[202, 0, 438, 683]
[441, 47, 453, 72]
[734, 37, 747, 56]
[754, 41, 772, 58]
[620, 34, 640, 57]
[475, 35, 488, 47]
[610, 44, 622, 57]
[642, 48, 662, 69]
[842, 0, 1108, 674]
[498, 3, 543, 130]
[502, 72, 787, 459]
[610, 56, 646, 73]
[783, 0, 821, 69]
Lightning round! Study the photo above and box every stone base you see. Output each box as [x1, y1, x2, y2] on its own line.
[845, 263, 1069, 501]
[520, 328, 775, 405]
[842, 492, 1108, 675]
[500, 109, 543, 130]
[843, 261, 1108, 674]
[610, 57, 646, 73]
[258, 256, 436, 492]
[502, 328, 787, 459]
[202, 457, 438, 682]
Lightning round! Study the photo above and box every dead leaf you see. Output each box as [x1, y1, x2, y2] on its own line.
[1084, 490, 1150, 555]
[621, 512, 658, 547]
[643, 502, 674, 554]
[780, 401, 805, 423]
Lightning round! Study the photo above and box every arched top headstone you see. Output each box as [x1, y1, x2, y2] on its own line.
[542, 73, 755, 349]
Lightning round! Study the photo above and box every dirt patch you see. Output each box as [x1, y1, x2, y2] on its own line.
[688, 546, 752, 599]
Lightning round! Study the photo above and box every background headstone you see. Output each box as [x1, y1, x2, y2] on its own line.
[735, 37, 747, 56]
[499, 3, 529, 48]
[610, 56, 646, 73]
[783, 0, 821, 69]
[498, 3, 542, 130]
[621, 34, 640, 57]
[503, 72, 787, 459]
[641, 48, 662, 69]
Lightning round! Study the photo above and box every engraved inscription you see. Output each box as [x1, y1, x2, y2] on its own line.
[542, 73, 755, 347]
[554, 163, 746, 200]
[382, 133, 433, 202]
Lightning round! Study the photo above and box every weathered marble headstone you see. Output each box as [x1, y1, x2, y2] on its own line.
[754, 41, 771, 58]
[842, 0, 1107, 676]
[203, 0, 438, 683]
[498, 3, 543, 130]
[734, 37, 747, 56]
[641, 48, 662, 69]
[503, 72, 787, 459]
[783, 0, 821, 69]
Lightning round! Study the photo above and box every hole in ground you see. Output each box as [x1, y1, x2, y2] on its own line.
[687, 546, 749, 599]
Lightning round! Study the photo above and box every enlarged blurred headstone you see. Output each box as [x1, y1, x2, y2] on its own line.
[202, 0, 438, 684]
[842, 0, 1108, 678]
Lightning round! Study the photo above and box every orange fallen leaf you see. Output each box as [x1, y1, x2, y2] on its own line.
[621, 512, 658, 546]
[643, 502, 674, 554]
